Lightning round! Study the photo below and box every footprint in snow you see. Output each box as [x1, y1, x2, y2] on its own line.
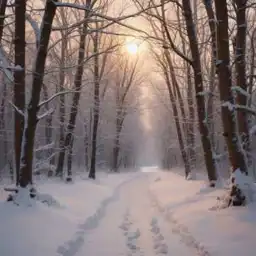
[127, 229, 141, 240]
[150, 217, 168, 255]
[119, 209, 133, 236]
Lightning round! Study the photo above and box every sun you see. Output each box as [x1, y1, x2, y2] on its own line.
[126, 42, 138, 55]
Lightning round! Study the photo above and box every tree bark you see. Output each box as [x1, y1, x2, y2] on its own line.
[164, 51, 191, 178]
[214, 0, 247, 174]
[84, 121, 89, 171]
[112, 108, 123, 172]
[186, 65, 196, 169]
[89, 30, 100, 179]
[18, 0, 57, 188]
[0, 77, 8, 174]
[214, 0, 249, 206]
[248, 28, 256, 105]
[175, 3, 196, 171]
[203, 0, 217, 150]
[42, 83, 54, 171]
[182, 0, 217, 184]
[55, 33, 67, 176]
[164, 64, 191, 178]
[112, 135, 121, 172]
[14, 0, 26, 185]
[165, 52, 187, 139]
[234, 0, 249, 155]
[67, 136, 74, 179]
[0, 0, 7, 42]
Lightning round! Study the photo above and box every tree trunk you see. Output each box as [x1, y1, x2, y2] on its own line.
[0, 0, 7, 41]
[234, 0, 249, 156]
[0, 1, 7, 173]
[84, 121, 89, 171]
[176, 4, 196, 171]
[214, 0, 247, 172]
[112, 141, 120, 172]
[89, 30, 100, 180]
[66, 136, 74, 180]
[14, 0, 26, 186]
[18, 0, 57, 188]
[0, 78, 8, 174]
[165, 52, 188, 139]
[164, 65, 191, 178]
[186, 65, 196, 169]
[56, 6, 90, 179]
[110, 56, 138, 172]
[112, 110, 123, 172]
[248, 28, 256, 106]
[42, 83, 54, 174]
[55, 36, 67, 176]
[182, 0, 217, 184]
[203, 0, 217, 150]
[164, 51, 191, 178]
[214, 0, 248, 205]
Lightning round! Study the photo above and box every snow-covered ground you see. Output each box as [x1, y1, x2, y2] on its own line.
[0, 168, 256, 256]
[149, 170, 256, 256]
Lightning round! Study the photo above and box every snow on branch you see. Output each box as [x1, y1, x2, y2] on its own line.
[8, 101, 24, 116]
[0, 65, 23, 72]
[34, 142, 55, 152]
[38, 90, 79, 108]
[222, 101, 256, 115]
[222, 101, 234, 111]
[37, 108, 54, 121]
[54, 1, 166, 44]
[0, 47, 14, 82]
[249, 125, 256, 137]
[235, 104, 256, 116]
[25, 13, 40, 47]
[55, 1, 163, 19]
[197, 90, 211, 96]
[231, 86, 251, 98]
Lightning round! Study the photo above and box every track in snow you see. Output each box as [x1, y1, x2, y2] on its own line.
[57, 172, 211, 256]
[56, 173, 141, 256]
[149, 188, 211, 256]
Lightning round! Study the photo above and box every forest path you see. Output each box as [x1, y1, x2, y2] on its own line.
[57, 171, 211, 256]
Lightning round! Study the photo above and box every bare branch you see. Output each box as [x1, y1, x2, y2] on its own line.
[8, 101, 25, 116]
[38, 90, 80, 108]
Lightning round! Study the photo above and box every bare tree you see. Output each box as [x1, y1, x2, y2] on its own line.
[234, 0, 249, 156]
[17, 0, 58, 191]
[110, 53, 140, 172]
[56, 0, 92, 179]
[202, 0, 217, 150]
[214, 0, 248, 206]
[160, 49, 191, 178]
[179, 0, 217, 184]
[53, 8, 69, 177]
[89, 25, 100, 179]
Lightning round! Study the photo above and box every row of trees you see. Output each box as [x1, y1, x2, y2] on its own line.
[1, 0, 255, 207]
[133, 0, 255, 206]
[0, 0, 146, 203]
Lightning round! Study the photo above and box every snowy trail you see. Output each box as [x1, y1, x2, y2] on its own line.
[57, 173, 141, 256]
[149, 189, 211, 256]
[58, 173, 204, 256]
